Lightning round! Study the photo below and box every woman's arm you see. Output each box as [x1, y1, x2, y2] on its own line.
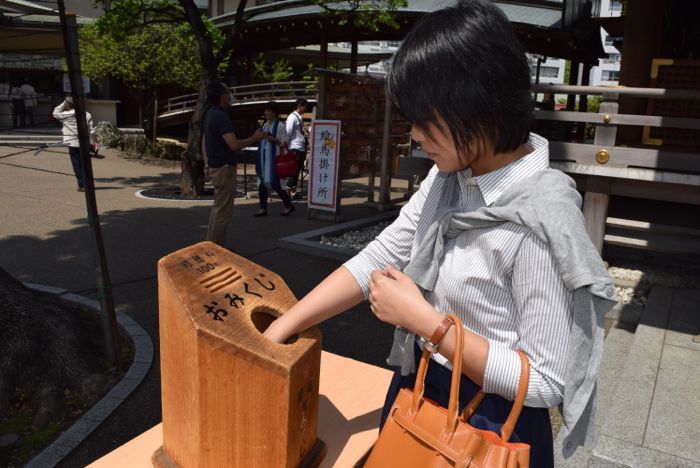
[368, 265, 489, 386]
[263, 266, 364, 343]
[368, 232, 573, 406]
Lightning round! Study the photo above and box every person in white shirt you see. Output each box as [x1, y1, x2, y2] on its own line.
[20, 79, 38, 127]
[284, 98, 310, 199]
[263, 1, 613, 466]
[52, 96, 96, 191]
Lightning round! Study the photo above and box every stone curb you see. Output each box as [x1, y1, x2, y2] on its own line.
[278, 210, 398, 261]
[22, 284, 153, 468]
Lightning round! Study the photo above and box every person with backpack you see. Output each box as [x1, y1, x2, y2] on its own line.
[254, 101, 295, 217]
[284, 98, 310, 199]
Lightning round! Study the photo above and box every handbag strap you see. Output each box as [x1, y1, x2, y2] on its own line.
[500, 349, 530, 442]
[411, 313, 463, 441]
[459, 350, 530, 442]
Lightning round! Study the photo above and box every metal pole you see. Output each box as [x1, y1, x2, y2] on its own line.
[58, 0, 122, 370]
[533, 56, 542, 101]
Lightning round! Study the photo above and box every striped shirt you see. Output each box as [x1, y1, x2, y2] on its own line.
[344, 133, 573, 408]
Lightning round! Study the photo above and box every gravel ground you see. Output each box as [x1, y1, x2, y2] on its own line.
[320, 222, 700, 306]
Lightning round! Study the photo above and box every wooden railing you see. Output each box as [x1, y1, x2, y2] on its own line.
[158, 80, 318, 118]
[530, 83, 700, 255]
[531, 83, 700, 174]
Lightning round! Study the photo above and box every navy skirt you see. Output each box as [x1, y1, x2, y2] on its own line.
[379, 344, 553, 468]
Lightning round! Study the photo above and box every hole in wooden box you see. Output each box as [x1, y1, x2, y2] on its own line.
[251, 310, 298, 345]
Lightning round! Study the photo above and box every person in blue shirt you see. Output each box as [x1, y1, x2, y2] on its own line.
[202, 81, 266, 247]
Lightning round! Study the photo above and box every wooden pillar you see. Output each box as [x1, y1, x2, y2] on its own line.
[378, 95, 393, 209]
[320, 31, 328, 69]
[350, 40, 358, 74]
[582, 91, 618, 253]
[577, 63, 591, 143]
[566, 61, 580, 111]
[247, 53, 254, 84]
[367, 85, 380, 203]
[618, 0, 665, 144]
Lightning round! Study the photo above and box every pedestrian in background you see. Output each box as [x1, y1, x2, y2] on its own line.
[21, 79, 38, 127]
[284, 98, 310, 200]
[52, 96, 96, 191]
[254, 101, 294, 217]
[202, 81, 266, 247]
[9, 81, 25, 128]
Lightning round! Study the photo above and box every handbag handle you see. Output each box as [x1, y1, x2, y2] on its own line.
[411, 313, 464, 441]
[459, 349, 530, 442]
[499, 350, 530, 441]
[411, 313, 531, 443]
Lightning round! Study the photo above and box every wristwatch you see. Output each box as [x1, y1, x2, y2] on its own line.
[424, 316, 455, 354]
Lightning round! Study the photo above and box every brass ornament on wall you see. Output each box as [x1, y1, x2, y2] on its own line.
[596, 149, 610, 164]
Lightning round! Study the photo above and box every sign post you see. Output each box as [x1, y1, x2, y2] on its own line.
[308, 120, 341, 221]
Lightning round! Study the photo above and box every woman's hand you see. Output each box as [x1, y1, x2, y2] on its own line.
[368, 265, 440, 336]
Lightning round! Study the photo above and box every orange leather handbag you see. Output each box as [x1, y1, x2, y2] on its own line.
[364, 313, 532, 468]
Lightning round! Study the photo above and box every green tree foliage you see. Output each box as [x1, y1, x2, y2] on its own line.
[79, 0, 225, 138]
[253, 57, 294, 83]
[314, 0, 408, 31]
[80, 21, 204, 92]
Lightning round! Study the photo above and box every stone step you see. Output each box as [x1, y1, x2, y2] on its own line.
[0, 139, 63, 145]
[590, 286, 700, 467]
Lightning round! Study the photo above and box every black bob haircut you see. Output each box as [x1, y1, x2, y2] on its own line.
[206, 81, 229, 106]
[387, 0, 532, 155]
[264, 100, 280, 115]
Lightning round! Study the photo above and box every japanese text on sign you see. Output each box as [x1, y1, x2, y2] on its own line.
[308, 120, 341, 212]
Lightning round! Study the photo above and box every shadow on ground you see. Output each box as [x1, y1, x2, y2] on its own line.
[0, 199, 395, 466]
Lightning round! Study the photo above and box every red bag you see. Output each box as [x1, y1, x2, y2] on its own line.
[275, 148, 298, 178]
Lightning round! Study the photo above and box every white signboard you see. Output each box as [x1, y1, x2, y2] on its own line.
[63, 74, 90, 94]
[308, 120, 341, 212]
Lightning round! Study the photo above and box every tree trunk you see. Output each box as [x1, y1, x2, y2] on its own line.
[180, 75, 210, 196]
[143, 91, 157, 143]
[178, 0, 248, 196]
[0, 267, 117, 429]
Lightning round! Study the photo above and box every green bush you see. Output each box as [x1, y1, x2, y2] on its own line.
[95, 121, 124, 148]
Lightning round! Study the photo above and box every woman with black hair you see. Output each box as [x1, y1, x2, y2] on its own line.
[254, 101, 295, 216]
[264, 1, 615, 465]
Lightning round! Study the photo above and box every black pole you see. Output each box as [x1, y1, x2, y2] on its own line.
[58, 0, 122, 370]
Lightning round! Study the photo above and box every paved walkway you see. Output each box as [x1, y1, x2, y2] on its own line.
[0, 145, 400, 466]
[1, 144, 698, 467]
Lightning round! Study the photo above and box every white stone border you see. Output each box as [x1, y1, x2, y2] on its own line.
[134, 189, 214, 203]
[22, 283, 153, 468]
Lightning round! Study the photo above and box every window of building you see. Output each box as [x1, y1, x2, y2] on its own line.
[539, 66, 560, 78]
[602, 70, 619, 81]
[603, 53, 620, 64]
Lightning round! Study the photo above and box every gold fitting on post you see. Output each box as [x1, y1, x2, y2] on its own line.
[603, 114, 611, 124]
[596, 149, 610, 164]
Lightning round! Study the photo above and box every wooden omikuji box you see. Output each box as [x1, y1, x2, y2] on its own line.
[154, 242, 323, 468]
